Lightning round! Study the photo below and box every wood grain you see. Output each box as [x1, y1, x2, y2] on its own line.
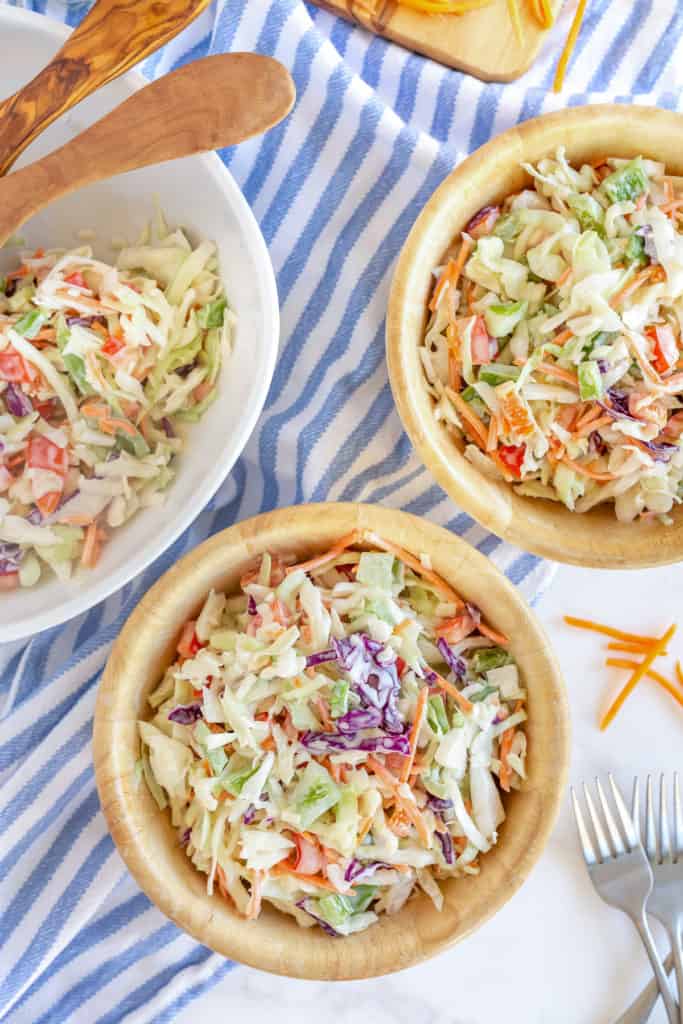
[386, 104, 683, 570]
[0, 54, 295, 249]
[0, 0, 213, 176]
[93, 502, 569, 979]
[309, 0, 561, 82]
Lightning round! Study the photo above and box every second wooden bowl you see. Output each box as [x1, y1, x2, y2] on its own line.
[387, 104, 683, 569]
[94, 502, 569, 979]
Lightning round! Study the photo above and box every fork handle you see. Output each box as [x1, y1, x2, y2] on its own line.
[614, 952, 673, 1024]
[635, 913, 679, 1024]
[671, 918, 683, 1023]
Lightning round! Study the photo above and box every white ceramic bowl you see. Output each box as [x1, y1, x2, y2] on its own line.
[0, 8, 279, 643]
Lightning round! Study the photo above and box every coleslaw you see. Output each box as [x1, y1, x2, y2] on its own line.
[0, 223, 232, 587]
[138, 531, 527, 935]
[420, 148, 683, 523]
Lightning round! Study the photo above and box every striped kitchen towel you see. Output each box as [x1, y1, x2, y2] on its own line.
[1, 0, 682, 1020]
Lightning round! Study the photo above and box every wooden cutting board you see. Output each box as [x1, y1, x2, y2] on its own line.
[310, 0, 561, 82]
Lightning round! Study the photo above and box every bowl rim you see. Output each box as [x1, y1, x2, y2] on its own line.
[94, 501, 570, 979]
[386, 102, 683, 570]
[0, 6, 280, 643]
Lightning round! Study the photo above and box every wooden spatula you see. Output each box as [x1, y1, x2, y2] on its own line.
[0, 0, 214, 176]
[0, 53, 295, 249]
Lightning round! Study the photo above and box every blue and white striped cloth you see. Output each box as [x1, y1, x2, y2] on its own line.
[1, 0, 683, 1020]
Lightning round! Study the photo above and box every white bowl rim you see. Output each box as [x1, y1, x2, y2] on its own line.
[0, 7, 280, 643]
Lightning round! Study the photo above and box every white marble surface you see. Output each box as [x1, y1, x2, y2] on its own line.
[177, 561, 683, 1024]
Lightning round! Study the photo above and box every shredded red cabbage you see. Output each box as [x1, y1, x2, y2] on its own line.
[168, 703, 203, 725]
[344, 859, 391, 883]
[636, 224, 658, 263]
[4, 382, 33, 417]
[436, 829, 455, 865]
[334, 635, 403, 734]
[0, 542, 22, 575]
[66, 314, 108, 328]
[178, 827, 191, 847]
[601, 389, 638, 421]
[300, 730, 410, 756]
[25, 507, 43, 525]
[161, 416, 175, 438]
[437, 637, 466, 678]
[247, 594, 258, 617]
[427, 794, 456, 823]
[243, 804, 257, 825]
[305, 648, 337, 667]
[295, 899, 341, 937]
[335, 707, 383, 733]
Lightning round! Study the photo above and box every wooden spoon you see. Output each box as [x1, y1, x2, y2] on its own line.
[0, 0, 213, 176]
[0, 53, 295, 248]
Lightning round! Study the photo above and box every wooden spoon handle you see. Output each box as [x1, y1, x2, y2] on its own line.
[0, 0, 212, 176]
[0, 54, 295, 248]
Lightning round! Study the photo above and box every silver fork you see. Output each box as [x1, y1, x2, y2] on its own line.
[571, 775, 678, 1024]
[632, 774, 683, 1022]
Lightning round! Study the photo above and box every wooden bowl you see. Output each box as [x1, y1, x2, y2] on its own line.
[94, 502, 569, 979]
[387, 104, 683, 569]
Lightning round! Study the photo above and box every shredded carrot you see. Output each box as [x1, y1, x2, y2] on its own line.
[269, 864, 343, 892]
[397, 795, 431, 847]
[60, 514, 95, 526]
[553, 327, 574, 345]
[677, 661, 683, 688]
[537, 362, 579, 387]
[478, 621, 510, 646]
[99, 417, 138, 437]
[564, 615, 666, 647]
[400, 686, 428, 783]
[608, 640, 669, 656]
[559, 455, 618, 482]
[506, 0, 523, 45]
[573, 414, 613, 439]
[365, 754, 400, 788]
[538, 0, 554, 27]
[553, 0, 588, 93]
[498, 722, 516, 792]
[80, 402, 109, 420]
[285, 530, 359, 575]
[80, 521, 100, 568]
[314, 695, 334, 732]
[431, 671, 474, 713]
[486, 411, 499, 452]
[448, 348, 461, 391]
[260, 735, 276, 751]
[606, 658, 683, 714]
[600, 624, 676, 730]
[397, 0, 492, 13]
[449, 388, 489, 449]
[610, 266, 657, 308]
[362, 529, 465, 609]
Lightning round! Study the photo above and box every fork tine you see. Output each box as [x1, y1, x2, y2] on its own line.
[674, 772, 683, 862]
[631, 777, 641, 844]
[584, 782, 612, 860]
[645, 774, 658, 861]
[608, 774, 638, 850]
[659, 774, 672, 863]
[595, 778, 626, 856]
[571, 786, 597, 865]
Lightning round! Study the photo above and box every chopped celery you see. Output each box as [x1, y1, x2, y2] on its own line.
[427, 694, 449, 735]
[220, 756, 258, 796]
[567, 193, 605, 235]
[484, 300, 527, 339]
[469, 685, 497, 703]
[493, 213, 521, 241]
[14, 309, 46, 338]
[295, 761, 340, 826]
[195, 721, 228, 774]
[601, 159, 648, 203]
[471, 647, 511, 674]
[317, 885, 377, 927]
[578, 360, 604, 401]
[116, 428, 150, 458]
[478, 363, 521, 386]
[197, 297, 227, 329]
[357, 551, 394, 591]
[19, 553, 41, 587]
[624, 234, 647, 267]
[329, 680, 350, 718]
[7, 285, 35, 313]
[460, 385, 488, 420]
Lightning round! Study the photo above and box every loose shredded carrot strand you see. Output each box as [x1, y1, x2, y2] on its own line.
[498, 723, 516, 792]
[610, 266, 656, 308]
[608, 640, 669, 655]
[573, 415, 613, 439]
[553, 0, 588, 93]
[606, 658, 683, 713]
[600, 624, 676, 730]
[269, 864, 344, 892]
[397, 0, 492, 12]
[539, 0, 554, 27]
[677, 661, 683, 689]
[285, 530, 359, 575]
[431, 671, 474, 713]
[564, 616, 666, 647]
[400, 686, 428, 783]
[362, 529, 465, 609]
[537, 362, 579, 387]
[559, 455, 618, 482]
[478, 621, 510, 646]
[449, 388, 489, 448]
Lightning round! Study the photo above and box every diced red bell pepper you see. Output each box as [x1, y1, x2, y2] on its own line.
[0, 350, 35, 384]
[497, 444, 526, 479]
[290, 833, 324, 875]
[646, 325, 679, 375]
[177, 619, 203, 659]
[395, 656, 407, 677]
[64, 271, 87, 289]
[102, 334, 125, 357]
[27, 435, 68, 476]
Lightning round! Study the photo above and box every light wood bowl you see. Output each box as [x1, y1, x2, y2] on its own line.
[387, 104, 683, 569]
[94, 502, 568, 979]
